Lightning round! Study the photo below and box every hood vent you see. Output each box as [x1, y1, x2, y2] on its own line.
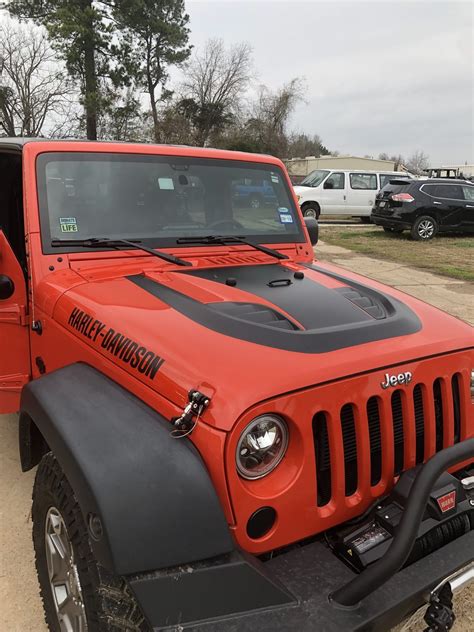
[208, 302, 300, 330]
[336, 287, 387, 320]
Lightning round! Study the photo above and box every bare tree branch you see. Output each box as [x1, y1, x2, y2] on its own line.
[0, 18, 75, 137]
[181, 38, 253, 146]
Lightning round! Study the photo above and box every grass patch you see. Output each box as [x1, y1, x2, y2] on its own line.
[321, 227, 474, 282]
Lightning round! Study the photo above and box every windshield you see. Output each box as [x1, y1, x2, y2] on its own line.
[37, 152, 304, 252]
[300, 169, 330, 187]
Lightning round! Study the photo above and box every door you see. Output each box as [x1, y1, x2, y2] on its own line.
[429, 184, 465, 231]
[0, 231, 30, 413]
[345, 172, 378, 216]
[320, 172, 346, 214]
[461, 185, 474, 232]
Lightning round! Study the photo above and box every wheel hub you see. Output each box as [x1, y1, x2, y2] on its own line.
[418, 220, 434, 238]
[44, 507, 88, 631]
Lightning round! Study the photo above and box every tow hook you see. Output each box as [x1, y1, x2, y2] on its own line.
[424, 562, 474, 632]
[171, 390, 211, 438]
[424, 583, 455, 632]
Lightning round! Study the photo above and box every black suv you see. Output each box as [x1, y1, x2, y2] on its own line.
[371, 178, 474, 240]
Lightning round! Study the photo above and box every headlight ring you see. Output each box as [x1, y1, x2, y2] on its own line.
[236, 414, 289, 480]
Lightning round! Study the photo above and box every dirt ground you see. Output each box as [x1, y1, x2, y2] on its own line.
[1, 245, 473, 631]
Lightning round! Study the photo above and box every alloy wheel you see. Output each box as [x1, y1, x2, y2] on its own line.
[44, 507, 88, 632]
[250, 196, 261, 209]
[417, 219, 435, 239]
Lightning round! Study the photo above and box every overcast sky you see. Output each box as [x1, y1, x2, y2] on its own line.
[186, 0, 473, 164]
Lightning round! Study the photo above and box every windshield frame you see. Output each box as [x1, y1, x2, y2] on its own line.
[36, 151, 306, 254]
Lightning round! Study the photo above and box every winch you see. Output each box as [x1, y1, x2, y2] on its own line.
[331, 467, 474, 573]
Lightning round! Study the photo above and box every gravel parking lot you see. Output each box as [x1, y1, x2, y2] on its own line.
[1, 243, 472, 632]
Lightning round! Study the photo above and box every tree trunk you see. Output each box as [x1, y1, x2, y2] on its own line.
[83, 1, 97, 140]
[147, 72, 160, 143]
[150, 95, 160, 143]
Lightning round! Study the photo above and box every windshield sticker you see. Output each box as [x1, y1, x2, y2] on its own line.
[280, 214, 294, 224]
[158, 177, 175, 190]
[59, 217, 78, 233]
[68, 307, 164, 380]
[271, 173, 279, 183]
[278, 207, 289, 214]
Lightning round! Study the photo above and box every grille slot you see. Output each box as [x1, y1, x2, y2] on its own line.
[341, 404, 358, 496]
[433, 379, 444, 452]
[413, 384, 425, 464]
[367, 397, 382, 485]
[391, 391, 404, 475]
[313, 412, 331, 507]
[452, 374, 461, 444]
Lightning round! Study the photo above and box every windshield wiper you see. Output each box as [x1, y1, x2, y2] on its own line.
[176, 235, 288, 260]
[51, 237, 192, 267]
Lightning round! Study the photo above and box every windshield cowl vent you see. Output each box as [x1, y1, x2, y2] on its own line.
[336, 287, 387, 320]
[208, 302, 301, 330]
[203, 255, 264, 266]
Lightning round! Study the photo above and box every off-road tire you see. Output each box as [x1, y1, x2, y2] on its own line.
[302, 202, 320, 219]
[411, 215, 438, 241]
[32, 452, 150, 632]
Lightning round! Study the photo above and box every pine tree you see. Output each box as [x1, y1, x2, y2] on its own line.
[113, 0, 191, 143]
[6, 1, 120, 139]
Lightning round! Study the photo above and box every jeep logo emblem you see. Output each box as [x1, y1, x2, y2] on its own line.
[381, 371, 412, 389]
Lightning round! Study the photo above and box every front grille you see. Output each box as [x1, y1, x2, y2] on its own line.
[313, 372, 465, 507]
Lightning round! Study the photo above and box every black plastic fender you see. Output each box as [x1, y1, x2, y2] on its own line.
[19, 362, 234, 575]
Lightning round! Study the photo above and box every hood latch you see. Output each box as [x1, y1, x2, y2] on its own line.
[171, 389, 211, 439]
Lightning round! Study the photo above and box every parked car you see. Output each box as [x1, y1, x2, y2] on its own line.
[371, 178, 474, 240]
[293, 169, 412, 220]
[232, 177, 278, 208]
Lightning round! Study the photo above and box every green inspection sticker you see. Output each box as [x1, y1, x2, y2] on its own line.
[59, 217, 78, 233]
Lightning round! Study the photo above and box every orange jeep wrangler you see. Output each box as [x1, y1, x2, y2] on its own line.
[0, 138, 473, 632]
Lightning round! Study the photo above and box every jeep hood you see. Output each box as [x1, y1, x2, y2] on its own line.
[52, 260, 473, 431]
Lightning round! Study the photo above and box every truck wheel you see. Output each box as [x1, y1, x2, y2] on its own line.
[32, 452, 149, 632]
[249, 194, 262, 209]
[411, 215, 438, 241]
[302, 202, 320, 219]
[359, 216, 372, 224]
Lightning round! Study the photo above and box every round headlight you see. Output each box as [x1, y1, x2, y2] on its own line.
[236, 415, 288, 480]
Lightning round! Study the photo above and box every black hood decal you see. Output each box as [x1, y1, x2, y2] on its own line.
[127, 265, 421, 354]
[185, 264, 387, 329]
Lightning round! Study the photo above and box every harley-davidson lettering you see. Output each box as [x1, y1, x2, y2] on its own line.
[68, 307, 164, 379]
[381, 371, 412, 389]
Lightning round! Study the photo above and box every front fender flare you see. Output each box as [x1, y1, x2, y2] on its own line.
[20, 363, 233, 575]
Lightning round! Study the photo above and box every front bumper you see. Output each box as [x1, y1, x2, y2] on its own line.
[129, 440, 474, 631]
[130, 533, 474, 631]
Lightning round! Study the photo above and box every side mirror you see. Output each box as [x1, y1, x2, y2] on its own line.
[323, 181, 334, 190]
[0, 274, 14, 300]
[304, 217, 319, 246]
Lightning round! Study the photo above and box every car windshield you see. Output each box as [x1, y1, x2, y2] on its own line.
[300, 170, 330, 187]
[37, 152, 304, 252]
